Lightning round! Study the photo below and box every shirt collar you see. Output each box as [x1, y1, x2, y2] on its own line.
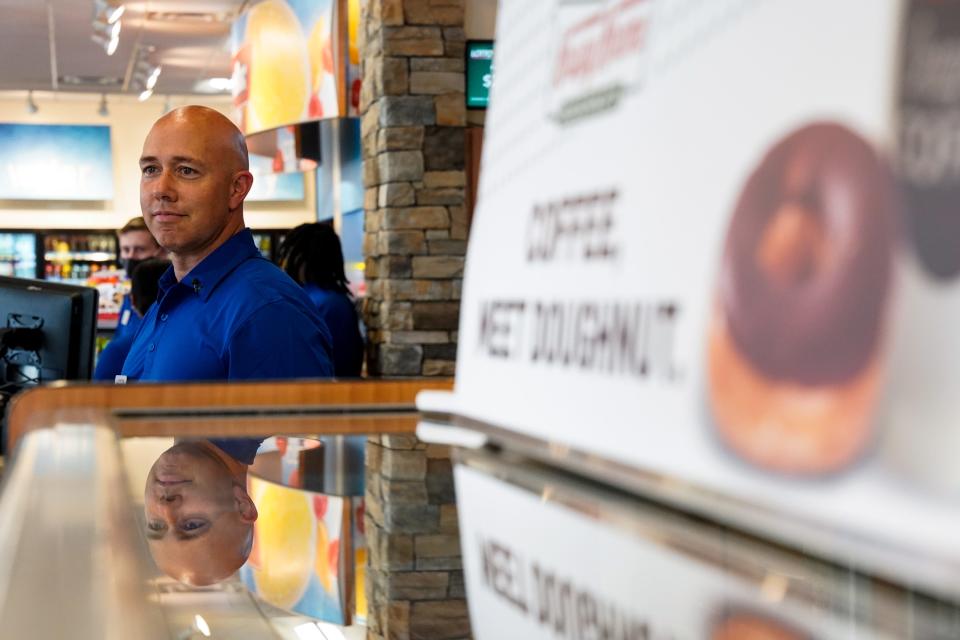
[158, 228, 261, 302]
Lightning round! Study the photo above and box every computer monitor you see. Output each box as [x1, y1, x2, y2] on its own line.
[0, 276, 98, 385]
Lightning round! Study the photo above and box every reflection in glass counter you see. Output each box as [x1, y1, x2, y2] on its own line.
[240, 436, 367, 626]
[138, 435, 367, 628]
[144, 438, 261, 586]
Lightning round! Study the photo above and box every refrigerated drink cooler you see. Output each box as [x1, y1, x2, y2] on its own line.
[0, 229, 119, 282]
[0, 229, 123, 327]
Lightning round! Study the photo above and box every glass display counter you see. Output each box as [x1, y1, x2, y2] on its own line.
[0, 378, 450, 639]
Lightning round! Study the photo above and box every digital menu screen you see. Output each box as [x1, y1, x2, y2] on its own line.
[466, 40, 494, 109]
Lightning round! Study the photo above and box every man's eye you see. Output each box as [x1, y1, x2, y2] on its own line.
[147, 520, 166, 532]
[142, 166, 159, 176]
[178, 166, 198, 176]
[181, 520, 206, 531]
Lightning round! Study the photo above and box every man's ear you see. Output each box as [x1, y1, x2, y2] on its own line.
[233, 485, 258, 523]
[229, 171, 254, 209]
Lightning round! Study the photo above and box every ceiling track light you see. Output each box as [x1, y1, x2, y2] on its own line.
[91, 18, 121, 40]
[91, 5, 121, 56]
[93, 0, 125, 25]
[25, 91, 38, 114]
[138, 88, 153, 102]
[146, 66, 162, 90]
[92, 33, 119, 55]
[98, 94, 109, 117]
[129, 47, 161, 92]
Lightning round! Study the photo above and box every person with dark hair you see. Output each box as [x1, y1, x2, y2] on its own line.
[94, 258, 170, 381]
[277, 222, 364, 377]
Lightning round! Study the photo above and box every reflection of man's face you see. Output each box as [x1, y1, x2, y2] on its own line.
[144, 441, 257, 586]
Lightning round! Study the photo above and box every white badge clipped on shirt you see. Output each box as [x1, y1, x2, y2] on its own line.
[121, 309, 131, 326]
[114, 375, 127, 385]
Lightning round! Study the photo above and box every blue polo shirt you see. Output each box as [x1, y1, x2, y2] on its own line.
[93, 330, 136, 381]
[303, 284, 364, 377]
[209, 438, 265, 465]
[120, 229, 334, 381]
[113, 294, 142, 341]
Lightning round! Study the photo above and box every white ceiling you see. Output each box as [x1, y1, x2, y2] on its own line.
[0, 0, 250, 95]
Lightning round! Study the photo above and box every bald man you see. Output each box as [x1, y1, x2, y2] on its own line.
[120, 106, 334, 382]
[145, 438, 261, 586]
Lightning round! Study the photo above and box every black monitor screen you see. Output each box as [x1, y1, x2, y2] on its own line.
[0, 276, 97, 385]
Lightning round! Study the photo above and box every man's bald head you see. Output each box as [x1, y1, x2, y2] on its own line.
[153, 106, 249, 171]
[139, 105, 255, 278]
[150, 517, 254, 587]
[144, 441, 258, 586]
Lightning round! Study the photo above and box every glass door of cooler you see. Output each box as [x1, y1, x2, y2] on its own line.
[252, 229, 288, 264]
[41, 230, 123, 328]
[41, 230, 119, 283]
[0, 231, 38, 279]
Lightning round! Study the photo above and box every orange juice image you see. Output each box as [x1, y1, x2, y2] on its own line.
[250, 481, 316, 609]
[245, 0, 310, 132]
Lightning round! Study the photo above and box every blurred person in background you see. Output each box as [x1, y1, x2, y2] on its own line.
[94, 258, 170, 381]
[277, 222, 364, 377]
[115, 217, 167, 341]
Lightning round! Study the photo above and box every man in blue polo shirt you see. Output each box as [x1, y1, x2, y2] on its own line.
[124, 106, 333, 587]
[120, 105, 333, 382]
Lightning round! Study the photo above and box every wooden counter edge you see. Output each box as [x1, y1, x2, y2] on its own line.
[6, 378, 454, 448]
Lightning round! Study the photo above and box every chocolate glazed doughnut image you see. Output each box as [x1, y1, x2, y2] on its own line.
[707, 122, 897, 474]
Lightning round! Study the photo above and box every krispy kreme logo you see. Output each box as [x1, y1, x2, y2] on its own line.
[550, 0, 650, 123]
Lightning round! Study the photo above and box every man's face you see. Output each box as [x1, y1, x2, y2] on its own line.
[144, 442, 256, 585]
[118, 229, 162, 260]
[138, 114, 249, 259]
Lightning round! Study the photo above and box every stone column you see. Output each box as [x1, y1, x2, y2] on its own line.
[359, 1, 470, 639]
[360, 0, 468, 379]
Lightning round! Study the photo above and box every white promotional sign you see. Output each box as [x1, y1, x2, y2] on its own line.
[436, 0, 960, 592]
[455, 464, 892, 640]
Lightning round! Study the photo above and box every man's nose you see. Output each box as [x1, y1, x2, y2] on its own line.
[151, 172, 177, 202]
[153, 485, 181, 502]
[157, 494, 181, 514]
